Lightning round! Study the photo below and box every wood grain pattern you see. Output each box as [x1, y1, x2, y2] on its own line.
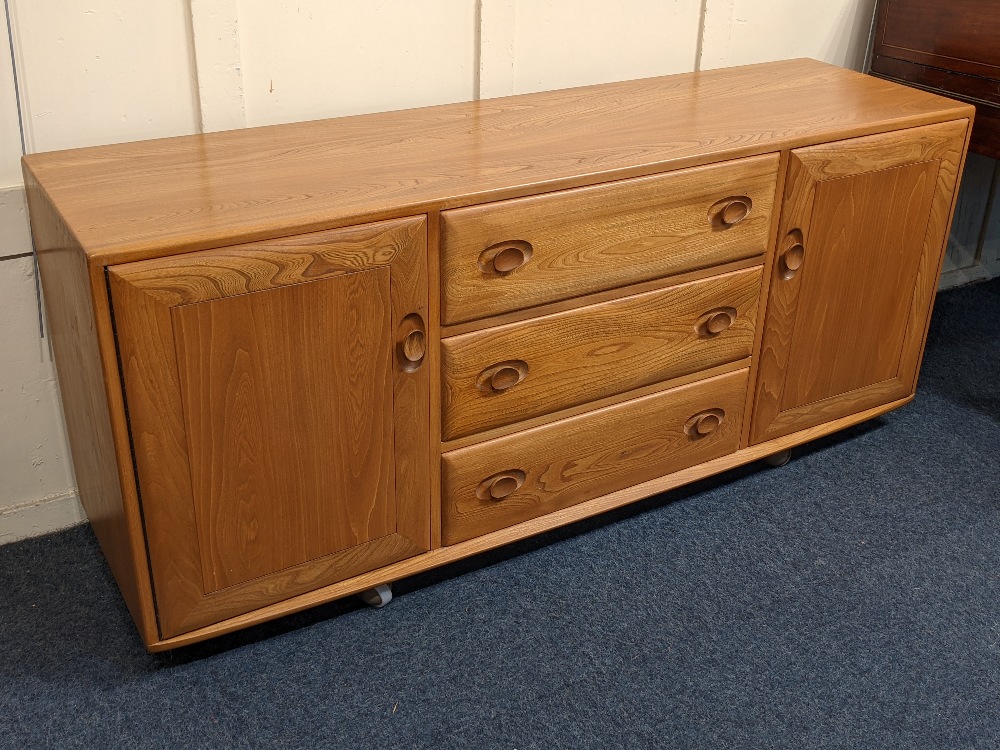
[442, 357, 751, 453]
[902, 119, 975, 405]
[149, 392, 915, 651]
[740, 149, 790, 449]
[440, 154, 777, 324]
[750, 119, 968, 444]
[426, 211, 444, 550]
[21, 59, 972, 266]
[108, 216, 429, 637]
[22, 173, 159, 645]
[23, 61, 975, 650]
[778, 161, 936, 408]
[109, 219, 419, 304]
[172, 271, 395, 592]
[440, 256, 765, 339]
[441, 267, 761, 440]
[387, 219, 432, 554]
[442, 369, 748, 545]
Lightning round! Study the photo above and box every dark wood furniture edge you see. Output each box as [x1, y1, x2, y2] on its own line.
[869, 68, 1000, 160]
[866, 2, 1000, 160]
[868, 1, 1000, 80]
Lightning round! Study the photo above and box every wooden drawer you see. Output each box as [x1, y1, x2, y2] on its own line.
[442, 368, 748, 545]
[441, 266, 761, 441]
[440, 153, 778, 325]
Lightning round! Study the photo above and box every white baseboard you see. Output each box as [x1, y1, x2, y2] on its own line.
[0, 491, 87, 545]
[0, 184, 32, 258]
[940, 257, 1000, 290]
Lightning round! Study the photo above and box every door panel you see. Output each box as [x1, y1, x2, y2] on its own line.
[109, 217, 428, 638]
[750, 120, 968, 444]
[778, 161, 937, 411]
[172, 270, 395, 593]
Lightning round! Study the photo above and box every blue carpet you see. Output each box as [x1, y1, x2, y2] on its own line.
[1, 279, 999, 749]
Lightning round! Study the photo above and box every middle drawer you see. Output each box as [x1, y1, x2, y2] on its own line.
[441, 265, 762, 441]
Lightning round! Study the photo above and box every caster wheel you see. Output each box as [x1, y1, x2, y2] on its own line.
[358, 583, 393, 609]
[764, 449, 792, 467]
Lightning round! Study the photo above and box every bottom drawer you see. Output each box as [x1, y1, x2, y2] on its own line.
[441, 368, 748, 545]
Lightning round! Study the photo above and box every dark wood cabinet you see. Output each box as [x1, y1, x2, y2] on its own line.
[867, 0, 1000, 159]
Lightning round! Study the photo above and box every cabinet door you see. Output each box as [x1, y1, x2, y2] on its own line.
[109, 217, 428, 638]
[750, 120, 968, 444]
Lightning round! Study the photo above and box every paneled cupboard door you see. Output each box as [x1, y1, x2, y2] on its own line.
[750, 120, 968, 444]
[108, 217, 429, 638]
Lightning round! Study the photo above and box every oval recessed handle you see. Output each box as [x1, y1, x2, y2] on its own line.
[478, 240, 533, 276]
[396, 313, 426, 372]
[709, 196, 752, 228]
[780, 242, 804, 279]
[475, 469, 527, 501]
[476, 360, 529, 394]
[696, 307, 737, 337]
[402, 330, 426, 362]
[779, 229, 805, 280]
[684, 408, 725, 438]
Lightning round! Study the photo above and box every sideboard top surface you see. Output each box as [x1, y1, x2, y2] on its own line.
[23, 58, 971, 264]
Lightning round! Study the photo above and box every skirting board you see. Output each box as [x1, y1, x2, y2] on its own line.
[0, 491, 87, 545]
[0, 184, 32, 258]
[939, 256, 1000, 290]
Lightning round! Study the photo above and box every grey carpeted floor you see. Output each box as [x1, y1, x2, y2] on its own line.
[2, 278, 999, 749]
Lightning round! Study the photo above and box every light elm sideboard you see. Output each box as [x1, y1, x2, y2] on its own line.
[23, 59, 972, 651]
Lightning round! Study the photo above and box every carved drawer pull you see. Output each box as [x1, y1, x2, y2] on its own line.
[696, 307, 737, 337]
[710, 196, 752, 228]
[476, 469, 527, 501]
[476, 360, 529, 394]
[396, 313, 426, 371]
[684, 408, 725, 438]
[478, 240, 533, 275]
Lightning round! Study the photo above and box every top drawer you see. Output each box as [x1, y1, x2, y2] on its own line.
[440, 153, 778, 325]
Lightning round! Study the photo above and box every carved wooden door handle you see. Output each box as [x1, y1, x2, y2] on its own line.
[478, 240, 533, 275]
[696, 307, 737, 337]
[781, 243, 804, 278]
[397, 313, 426, 371]
[476, 360, 529, 393]
[476, 469, 526, 501]
[780, 230, 805, 280]
[684, 408, 725, 438]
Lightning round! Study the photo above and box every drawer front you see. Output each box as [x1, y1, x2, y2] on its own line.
[440, 153, 778, 325]
[442, 368, 748, 545]
[442, 266, 761, 441]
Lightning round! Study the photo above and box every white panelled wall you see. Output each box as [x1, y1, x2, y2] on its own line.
[0, 0, 989, 543]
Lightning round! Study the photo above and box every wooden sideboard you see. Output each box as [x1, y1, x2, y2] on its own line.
[23, 59, 972, 651]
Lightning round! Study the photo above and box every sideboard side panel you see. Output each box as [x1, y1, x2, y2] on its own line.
[22, 167, 158, 645]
